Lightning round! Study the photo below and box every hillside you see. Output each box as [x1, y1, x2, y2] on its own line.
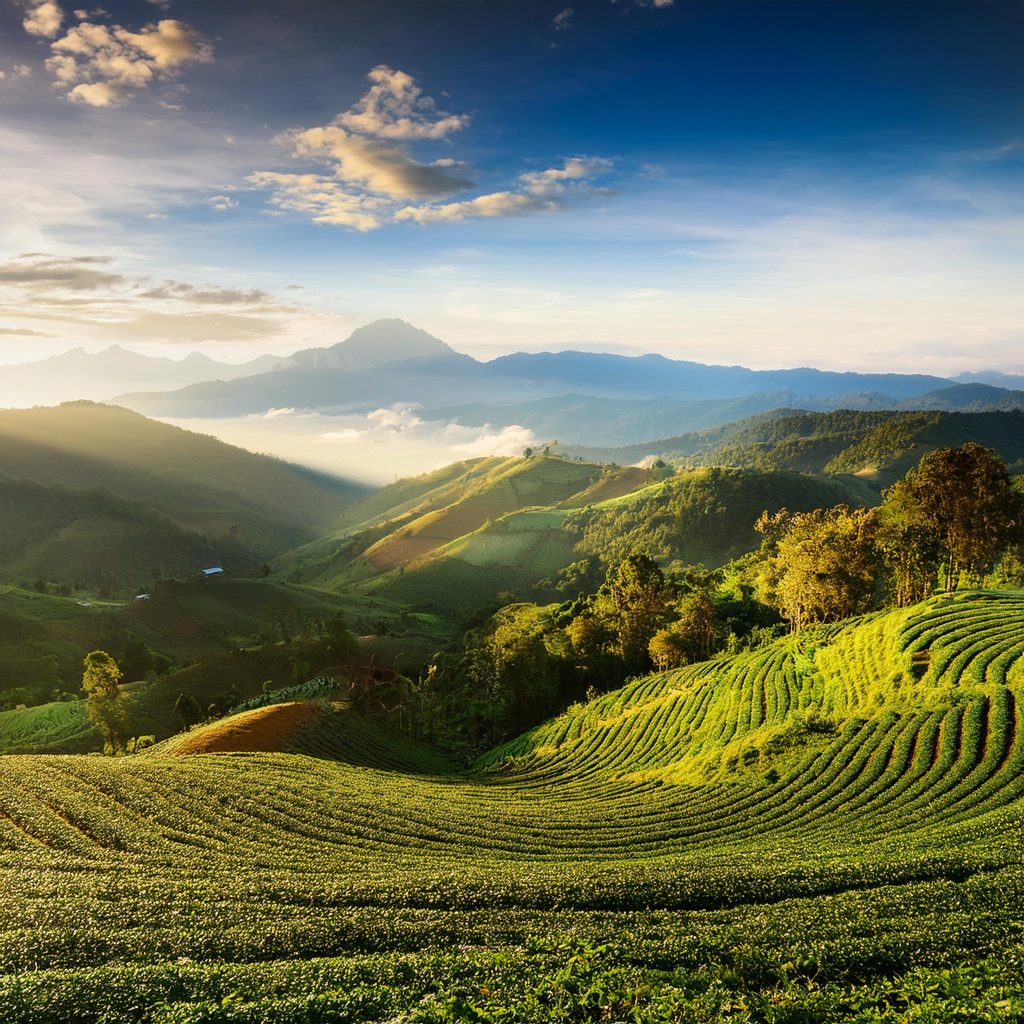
[0, 403, 366, 585]
[562, 409, 1024, 487]
[155, 699, 453, 772]
[1, 592, 1024, 1020]
[284, 457, 863, 614]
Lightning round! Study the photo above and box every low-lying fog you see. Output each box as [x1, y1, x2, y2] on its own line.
[163, 406, 539, 486]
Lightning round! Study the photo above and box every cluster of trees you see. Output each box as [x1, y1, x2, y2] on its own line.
[754, 444, 1023, 630]
[411, 444, 1021, 757]
[411, 555, 776, 757]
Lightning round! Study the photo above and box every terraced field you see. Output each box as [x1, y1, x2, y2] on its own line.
[3, 593, 1024, 1021]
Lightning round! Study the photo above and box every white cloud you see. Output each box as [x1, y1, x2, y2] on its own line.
[208, 194, 238, 211]
[44, 17, 212, 106]
[23, 1, 64, 38]
[250, 66, 614, 232]
[245, 172, 388, 231]
[553, 7, 573, 30]
[336, 65, 470, 141]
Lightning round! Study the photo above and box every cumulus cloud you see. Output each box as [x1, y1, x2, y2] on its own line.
[337, 65, 470, 141]
[43, 16, 212, 106]
[396, 157, 613, 224]
[23, 0, 64, 38]
[250, 67, 613, 231]
[313, 405, 536, 460]
[287, 126, 472, 199]
[0, 253, 124, 290]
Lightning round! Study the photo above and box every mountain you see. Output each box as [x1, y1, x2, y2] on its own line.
[892, 382, 1024, 412]
[953, 370, 1024, 388]
[280, 318, 461, 372]
[482, 350, 952, 400]
[113, 319, 958, 419]
[0, 344, 281, 408]
[0, 402, 367, 590]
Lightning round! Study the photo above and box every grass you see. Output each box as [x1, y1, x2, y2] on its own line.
[2, 592, 1024, 1019]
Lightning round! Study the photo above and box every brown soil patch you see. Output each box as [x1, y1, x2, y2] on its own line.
[171, 702, 317, 755]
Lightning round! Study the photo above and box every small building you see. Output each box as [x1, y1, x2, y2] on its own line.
[134, 593, 151, 601]
[201, 567, 225, 579]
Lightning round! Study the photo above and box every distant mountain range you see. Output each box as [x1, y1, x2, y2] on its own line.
[5, 319, 1024, 450]
[0, 345, 282, 407]
[98, 319, 1024, 445]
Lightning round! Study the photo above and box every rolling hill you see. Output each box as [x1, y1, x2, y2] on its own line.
[1, 591, 1023, 1020]
[561, 408, 1024, 487]
[283, 455, 863, 613]
[0, 402, 366, 589]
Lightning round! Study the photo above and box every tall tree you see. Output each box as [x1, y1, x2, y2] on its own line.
[876, 478, 940, 606]
[900, 444, 1020, 592]
[596, 554, 672, 674]
[758, 506, 880, 631]
[82, 650, 126, 754]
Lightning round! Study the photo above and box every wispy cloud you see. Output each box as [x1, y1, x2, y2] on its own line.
[0, 326, 52, 337]
[138, 281, 273, 305]
[0, 253, 124, 290]
[396, 157, 612, 224]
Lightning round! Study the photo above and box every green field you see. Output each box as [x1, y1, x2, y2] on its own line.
[3, 592, 1024, 1021]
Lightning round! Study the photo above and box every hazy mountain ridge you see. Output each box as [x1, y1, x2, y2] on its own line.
[0, 402, 367, 590]
[0, 345, 282, 407]
[112, 319, 969, 420]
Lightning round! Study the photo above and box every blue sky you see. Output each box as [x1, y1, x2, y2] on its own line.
[1, 0, 1022, 372]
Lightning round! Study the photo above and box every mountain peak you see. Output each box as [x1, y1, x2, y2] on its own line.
[329, 319, 456, 369]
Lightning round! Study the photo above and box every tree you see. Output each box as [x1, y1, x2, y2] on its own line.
[174, 692, 203, 730]
[759, 506, 880, 631]
[876, 478, 940, 606]
[900, 444, 1020, 592]
[596, 555, 672, 674]
[82, 650, 127, 754]
[649, 585, 719, 669]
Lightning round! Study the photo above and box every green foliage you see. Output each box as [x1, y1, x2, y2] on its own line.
[0, 596, 1023, 1020]
[756, 505, 881, 631]
[568, 467, 861, 569]
[81, 649, 126, 753]
[899, 443, 1022, 591]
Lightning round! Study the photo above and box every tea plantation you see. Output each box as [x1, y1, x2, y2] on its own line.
[3, 592, 1024, 1022]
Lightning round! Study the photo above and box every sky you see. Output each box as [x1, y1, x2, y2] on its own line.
[1, 0, 1023, 374]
